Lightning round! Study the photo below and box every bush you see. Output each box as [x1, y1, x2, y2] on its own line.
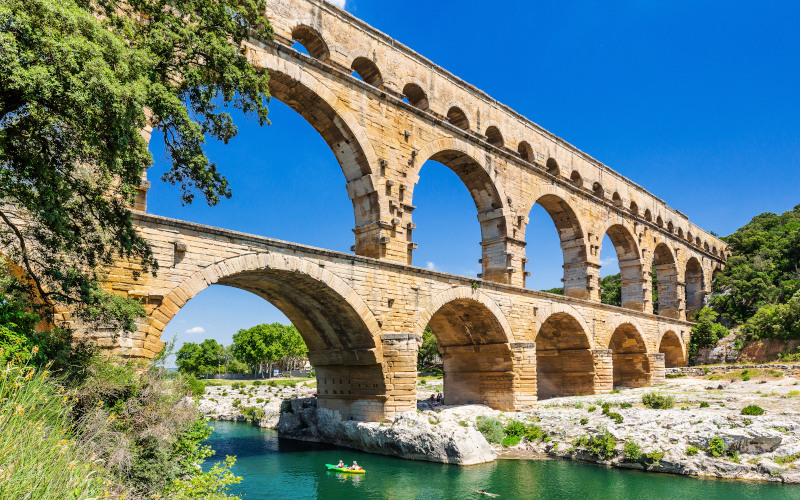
[240, 406, 266, 420]
[523, 424, 545, 442]
[501, 435, 522, 448]
[642, 392, 675, 409]
[686, 445, 699, 456]
[588, 429, 618, 461]
[504, 420, 527, 437]
[587, 405, 597, 412]
[231, 382, 244, 390]
[646, 449, 665, 466]
[574, 402, 584, 409]
[475, 416, 504, 444]
[185, 376, 206, 395]
[620, 402, 632, 409]
[689, 308, 730, 359]
[624, 440, 643, 461]
[741, 404, 765, 416]
[232, 398, 241, 408]
[580, 418, 589, 425]
[708, 436, 725, 457]
[253, 380, 262, 386]
[699, 401, 709, 408]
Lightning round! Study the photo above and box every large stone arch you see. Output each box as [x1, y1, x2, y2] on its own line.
[599, 223, 646, 311]
[148, 253, 387, 420]
[534, 311, 595, 399]
[684, 257, 705, 319]
[416, 287, 516, 409]
[658, 330, 686, 368]
[248, 46, 388, 259]
[608, 322, 651, 388]
[652, 243, 681, 319]
[410, 138, 515, 283]
[525, 188, 590, 300]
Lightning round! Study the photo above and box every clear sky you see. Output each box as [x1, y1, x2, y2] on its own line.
[147, 0, 800, 360]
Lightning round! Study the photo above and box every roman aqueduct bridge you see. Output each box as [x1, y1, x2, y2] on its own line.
[93, 0, 728, 421]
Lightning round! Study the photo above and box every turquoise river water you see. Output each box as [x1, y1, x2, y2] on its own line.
[205, 420, 800, 500]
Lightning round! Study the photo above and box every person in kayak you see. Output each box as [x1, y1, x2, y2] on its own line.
[336, 460, 345, 468]
[349, 461, 361, 471]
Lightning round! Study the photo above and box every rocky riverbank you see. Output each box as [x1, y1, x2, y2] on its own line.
[196, 369, 800, 483]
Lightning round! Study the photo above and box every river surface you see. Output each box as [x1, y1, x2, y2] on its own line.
[205, 420, 800, 500]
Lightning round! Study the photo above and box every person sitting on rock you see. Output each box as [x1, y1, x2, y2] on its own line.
[350, 461, 361, 471]
[436, 393, 443, 405]
[429, 394, 436, 406]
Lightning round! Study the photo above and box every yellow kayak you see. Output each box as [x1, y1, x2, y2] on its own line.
[325, 464, 366, 474]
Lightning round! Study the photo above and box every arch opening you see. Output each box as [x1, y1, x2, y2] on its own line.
[601, 225, 645, 311]
[685, 257, 705, 319]
[485, 126, 504, 148]
[653, 243, 680, 319]
[609, 324, 651, 388]
[536, 313, 594, 399]
[592, 182, 604, 199]
[291, 25, 330, 62]
[351, 57, 383, 87]
[570, 170, 583, 188]
[402, 83, 429, 110]
[644, 209, 653, 222]
[526, 195, 587, 298]
[612, 192, 623, 207]
[630, 201, 639, 216]
[659, 331, 686, 368]
[518, 141, 533, 161]
[546, 158, 560, 176]
[424, 297, 514, 409]
[447, 106, 470, 130]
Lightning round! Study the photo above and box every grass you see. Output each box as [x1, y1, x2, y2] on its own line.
[642, 392, 675, 409]
[775, 453, 800, 466]
[418, 374, 444, 385]
[202, 377, 310, 387]
[0, 364, 122, 499]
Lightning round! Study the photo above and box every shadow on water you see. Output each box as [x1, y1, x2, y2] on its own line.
[205, 421, 800, 500]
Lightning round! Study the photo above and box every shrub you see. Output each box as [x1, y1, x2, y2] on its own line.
[232, 398, 241, 408]
[689, 308, 730, 359]
[475, 416, 504, 444]
[774, 453, 800, 465]
[587, 405, 597, 412]
[588, 429, 618, 461]
[574, 402, 584, 409]
[699, 401, 709, 408]
[727, 450, 740, 463]
[501, 435, 522, 448]
[708, 436, 725, 457]
[253, 380, 263, 386]
[646, 449, 665, 466]
[185, 376, 206, 395]
[231, 382, 245, 390]
[624, 440, 642, 461]
[580, 418, 589, 425]
[642, 392, 675, 409]
[741, 405, 765, 416]
[523, 424, 545, 442]
[620, 402, 632, 409]
[504, 420, 527, 437]
[686, 445, 699, 456]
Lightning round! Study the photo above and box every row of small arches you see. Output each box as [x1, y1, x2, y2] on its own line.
[287, 25, 725, 260]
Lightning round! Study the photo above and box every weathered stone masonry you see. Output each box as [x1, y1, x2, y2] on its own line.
[87, 0, 729, 421]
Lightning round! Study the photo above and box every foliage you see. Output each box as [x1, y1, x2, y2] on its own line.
[185, 375, 206, 396]
[624, 440, 643, 461]
[0, 0, 272, 331]
[504, 420, 527, 437]
[475, 416, 504, 444]
[699, 401, 710, 408]
[642, 392, 675, 409]
[686, 445, 699, 456]
[601, 402, 624, 424]
[600, 273, 622, 307]
[176, 338, 226, 376]
[166, 455, 242, 500]
[0, 364, 123, 499]
[742, 291, 800, 342]
[710, 205, 800, 325]
[501, 435, 521, 448]
[708, 436, 726, 457]
[774, 453, 800, 465]
[232, 323, 307, 376]
[741, 404, 765, 416]
[580, 418, 589, 425]
[587, 429, 618, 461]
[689, 308, 730, 359]
[417, 326, 441, 370]
[541, 287, 564, 295]
[523, 424, 546, 442]
[645, 449, 665, 466]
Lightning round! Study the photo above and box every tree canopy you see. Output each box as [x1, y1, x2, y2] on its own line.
[175, 338, 225, 376]
[231, 323, 307, 376]
[0, 0, 272, 331]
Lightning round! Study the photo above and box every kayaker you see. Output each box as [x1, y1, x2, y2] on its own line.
[350, 461, 361, 471]
[336, 460, 345, 468]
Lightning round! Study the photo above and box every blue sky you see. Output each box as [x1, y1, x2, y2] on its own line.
[148, 0, 800, 357]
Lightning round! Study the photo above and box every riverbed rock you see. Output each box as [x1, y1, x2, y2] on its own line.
[278, 398, 496, 465]
[688, 427, 783, 454]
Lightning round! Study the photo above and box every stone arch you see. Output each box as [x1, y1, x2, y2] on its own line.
[291, 25, 330, 62]
[416, 287, 515, 409]
[148, 253, 386, 420]
[677, 227, 684, 239]
[518, 141, 533, 162]
[695, 236, 702, 247]
[411, 138, 512, 281]
[608, 322, 651, 388]
[704, 241, 710, 252]
[535, 311, 595, 399]
[402, 82, 429, 110]
[570, 170, 583, 188]
[592, 182, 604, 199]
[644, 209, 653, 222]
[667, 220, 674, 233]
[528, 192, 588, 299]
[351, 56, 383, 87]
[485, 126, 504, 148]
[612, 192, 623, 207]
[656, 215, 664, 228]
[684, 257, 705, 319]
[546, 158, 560, 176]
[446, 106, 470, 130]
[653, 243, 680, 318]
[630, 201, 639, 216]
[658, 330, 686, 368]
[601, 224, 645, 311]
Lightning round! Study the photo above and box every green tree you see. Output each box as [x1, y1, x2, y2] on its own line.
[599, 273, 622, 307]
[0, 0, 272, 331]
[232, 323, 307, 377]
[176, 338, 224, 377]
[742, 291, 800, 341]
[417, 326, 441, 370]
[689, 307, 729, 360]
